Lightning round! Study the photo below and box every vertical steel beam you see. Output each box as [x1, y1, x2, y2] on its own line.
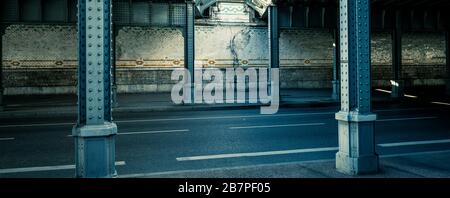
[269, 5, 279, 69]
[391, 10, 404, 98]
[331, 28, 340, 101]
[112, 23, 118, 107]
[0, 25, 4, 111]
[73, 0, 117, 178]
[268, 4, 280, 100]
[184, 1, 195, 103]
[446, 31, 450, 95]
[335, 0, 378, 175]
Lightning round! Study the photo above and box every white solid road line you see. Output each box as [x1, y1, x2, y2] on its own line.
[115, 112, 334, 123]
[177, 138, 450, 161]
[0, 122, 74, 128]
[119, 158, 337, 178]
[431, 101, 450, 106]
[118, 129, 189, 135]
[229, 123, 325, 130]
[0, 112, 331, 128]
[176, 147, 339, 161]
[376, 116, 437, 122]
[67, 129, 189, 137]
[122, 150, 450, 178]
[0, 137, 15, 141]
[378, 139, 450, 147]
[0, 161, 126, 174]
[0, 107, 439, 128]
[380, 149, 450, 158]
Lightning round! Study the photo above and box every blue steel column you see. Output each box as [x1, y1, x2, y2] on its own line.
[446, 31, 450, 95]
[112, 24, 118, 107]
[184, 0, 195, 103]
[269, 5, 279, 70]
[391, 10, 403, 98]
[332, 28, 340, 101]
[268, 4, 279, 99]
[335, 0, 378, 175]
[0, 25, 4, 111]
[73, 0, 118, 178]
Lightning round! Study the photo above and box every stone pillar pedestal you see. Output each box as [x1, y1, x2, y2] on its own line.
[335, 111, 379, 175]
[73, 123, 117, 178]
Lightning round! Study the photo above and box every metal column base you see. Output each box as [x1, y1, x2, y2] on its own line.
[72, 122, 118, 178]
[335, 111, 379, 175]
[390, 79, 404, 98]
[331, 80, 340, 101]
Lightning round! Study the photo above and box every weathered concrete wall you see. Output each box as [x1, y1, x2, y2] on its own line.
[370, 31, 447, 87]
[1, 24, 447, 95]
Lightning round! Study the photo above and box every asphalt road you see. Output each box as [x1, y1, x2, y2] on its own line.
[0, 102, 450, 178]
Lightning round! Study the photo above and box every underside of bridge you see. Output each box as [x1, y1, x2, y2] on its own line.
[0, 0, 450, 178]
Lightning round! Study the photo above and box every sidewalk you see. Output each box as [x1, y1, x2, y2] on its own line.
[0, 88, 448, 119]
[121, 149, 450, 178]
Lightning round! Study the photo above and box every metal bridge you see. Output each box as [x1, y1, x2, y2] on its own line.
[0, 0, 449, 177]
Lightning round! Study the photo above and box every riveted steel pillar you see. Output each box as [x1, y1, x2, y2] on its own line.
[391, 10, 404, 98]
[332, 28, 340, 101]
[112, 24, 118, 107]
[184, 1, 195, 103]
[446, 31, 450, 95]
[0, 25, 4, 111]
[269, 5, 279, 70]
[268, 4, 280, 99]
[73, 0, 117, 178]
[335, 0, 378, 175]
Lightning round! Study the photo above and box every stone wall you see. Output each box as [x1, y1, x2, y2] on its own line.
[1, 24, 447, 95]
[370, 31, 447, 87]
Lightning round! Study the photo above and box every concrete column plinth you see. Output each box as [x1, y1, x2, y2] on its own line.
[335, 111, 379, 175]
[72, 122, 117, 178]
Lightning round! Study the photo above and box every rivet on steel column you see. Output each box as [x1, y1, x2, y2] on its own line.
[335, 0, 379, 175]
[268, 2, 280, 100]
[0, 25, 5, 112]
[184, 0, 196, 103]
[73, 0, 118, 178]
